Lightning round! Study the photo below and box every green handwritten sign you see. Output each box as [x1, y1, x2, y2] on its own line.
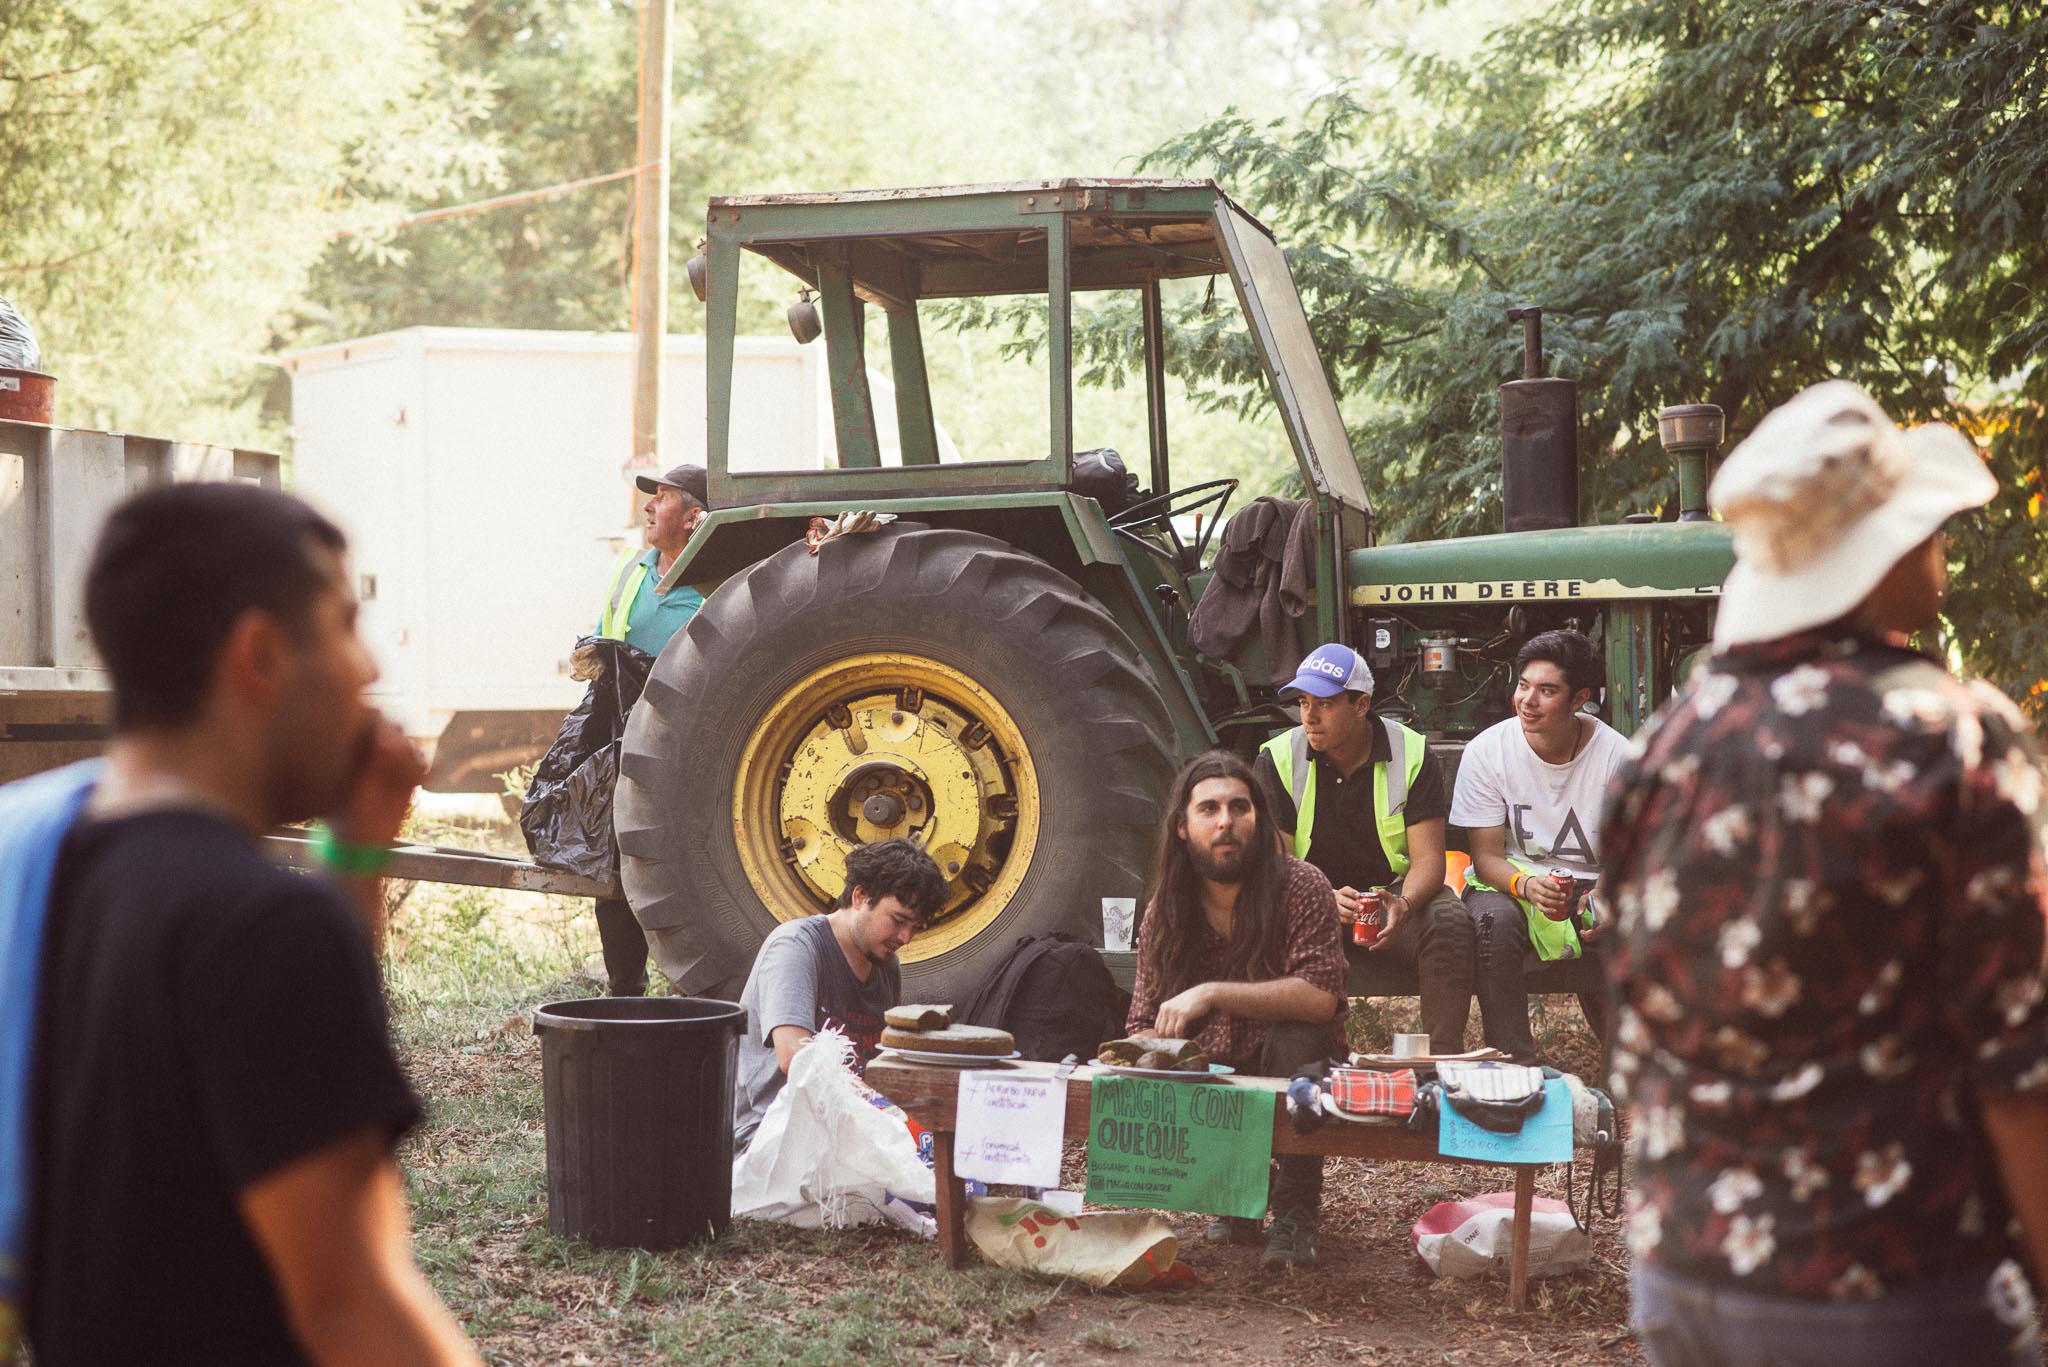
[1084, 1076, 1275, 1219]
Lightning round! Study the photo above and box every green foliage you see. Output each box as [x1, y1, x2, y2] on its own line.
[294, 0, 638, 342]
[1, 0, 1416, 453]
[1119, 0, 2048, 711]
[289, 0, 1421, 396]
[0, 0, 494, 442]
[385, 881, 592, 1008]
[291, 0, 826, 345]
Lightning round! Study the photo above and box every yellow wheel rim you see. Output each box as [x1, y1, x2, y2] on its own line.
[731, 653, 1039, 962]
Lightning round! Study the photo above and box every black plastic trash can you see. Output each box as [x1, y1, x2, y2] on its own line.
[532, 996, 747, 1249]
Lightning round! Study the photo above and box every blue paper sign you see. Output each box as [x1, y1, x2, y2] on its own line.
[1437, 1077, 1573, 1164]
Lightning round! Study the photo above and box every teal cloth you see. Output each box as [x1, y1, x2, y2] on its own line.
[615, 548, 703, 657]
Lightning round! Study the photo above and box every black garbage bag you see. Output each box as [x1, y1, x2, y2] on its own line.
[0, 296, 41, 372]
[1072, 447, 1141, 515]
[519, 636, 654, 879]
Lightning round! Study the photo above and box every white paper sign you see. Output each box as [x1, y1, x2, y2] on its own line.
[954, 1070, 1066, 1188]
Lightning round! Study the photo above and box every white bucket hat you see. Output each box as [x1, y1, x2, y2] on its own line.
[1709, 379, 1995, 648]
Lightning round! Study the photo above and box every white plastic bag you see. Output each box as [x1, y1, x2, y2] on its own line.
[731, 1029, 935, 1230]
[1411, 1192, 1590, 1280]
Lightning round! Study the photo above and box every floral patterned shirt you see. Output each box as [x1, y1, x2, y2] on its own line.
[1603, 626, 2048, 1298]
[1126, 858, 1349, 1072]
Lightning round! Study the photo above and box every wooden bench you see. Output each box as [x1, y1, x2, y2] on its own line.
[866, 1056, 1566, 1310]
[1103, 945, 1607, 1000]
[1103, 946, 1612, 1069]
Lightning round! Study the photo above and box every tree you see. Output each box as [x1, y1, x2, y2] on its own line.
[292, 0, 831, 344]
[1117, 0, 2048, 713]
[3, 0, 1413, 448]
[0, 1, 494, 443]
[294, 0, 1400, 340]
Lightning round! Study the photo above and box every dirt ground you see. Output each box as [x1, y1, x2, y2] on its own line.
[399, 981, 1640, 1366]
[948, 1101, 1638, 1367]
[383, 813, 1640, 1364]
[1022, 1156, 1641, 1367]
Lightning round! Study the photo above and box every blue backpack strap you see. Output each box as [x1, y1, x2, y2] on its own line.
[0, 760, 104, 1346]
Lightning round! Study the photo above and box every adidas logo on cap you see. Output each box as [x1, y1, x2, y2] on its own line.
[1284, 642, 1374, 696]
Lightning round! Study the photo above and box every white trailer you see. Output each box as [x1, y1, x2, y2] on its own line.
[282, 326, 952, 791]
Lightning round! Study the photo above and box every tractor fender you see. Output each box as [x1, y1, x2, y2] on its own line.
[660, 495, 1212, 755]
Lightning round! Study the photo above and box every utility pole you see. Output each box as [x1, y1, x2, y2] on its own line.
[629, 0, 673, 498]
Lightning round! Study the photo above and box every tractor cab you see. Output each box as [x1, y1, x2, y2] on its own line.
[682, 179, 1366, 633]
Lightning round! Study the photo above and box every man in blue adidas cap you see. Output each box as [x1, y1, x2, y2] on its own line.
[1253, 642, 1474, 1054]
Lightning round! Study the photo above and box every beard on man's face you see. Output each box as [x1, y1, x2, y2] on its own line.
[1188, 836, 1247, 884]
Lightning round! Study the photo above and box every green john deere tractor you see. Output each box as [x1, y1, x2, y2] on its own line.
[615, 178, 1734, 999]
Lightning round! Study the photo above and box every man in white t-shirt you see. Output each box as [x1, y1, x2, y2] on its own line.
[1449, 629, 1630, 1061]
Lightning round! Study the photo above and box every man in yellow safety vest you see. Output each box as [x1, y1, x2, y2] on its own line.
[586, 464, 707, 995]
[1252, 642, 1475, 1054]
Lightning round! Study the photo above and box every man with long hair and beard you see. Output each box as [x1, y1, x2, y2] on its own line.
[1125, 750, 1348, 1269]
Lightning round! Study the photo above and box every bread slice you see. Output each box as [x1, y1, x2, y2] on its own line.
[884, 1003, 953, 1031]
[880, 1022, 1015, 1055]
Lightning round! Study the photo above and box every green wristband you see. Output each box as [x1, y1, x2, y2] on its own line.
[312, 824, 392, 877]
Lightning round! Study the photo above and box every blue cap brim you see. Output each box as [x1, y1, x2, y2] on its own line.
[1280, 675, 1348, 699]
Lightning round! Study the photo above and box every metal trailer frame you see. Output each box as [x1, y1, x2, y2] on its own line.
[0, 418, 281, 780]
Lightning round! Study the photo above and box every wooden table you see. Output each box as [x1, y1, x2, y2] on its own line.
[866, 1057, 1560, 1309]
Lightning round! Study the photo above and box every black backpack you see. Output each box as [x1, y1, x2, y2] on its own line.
[957, 933, 1129, 1063]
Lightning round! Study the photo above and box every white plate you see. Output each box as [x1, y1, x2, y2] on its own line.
[1087, 1060, 1237, 1082]
[877, 1047, 1022, 1067]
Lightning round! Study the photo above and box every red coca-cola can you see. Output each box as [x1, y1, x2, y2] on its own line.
[1544, 869, 1579, 922]
[1352, 889, 1389, 945]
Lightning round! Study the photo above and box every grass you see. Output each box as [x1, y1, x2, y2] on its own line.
[386, 814, 1067, 1365]
[382, 810, 1640, 1365]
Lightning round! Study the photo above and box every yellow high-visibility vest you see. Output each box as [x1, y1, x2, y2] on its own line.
[1260, 717, 1426, 873]
[597, 548, 648, 640]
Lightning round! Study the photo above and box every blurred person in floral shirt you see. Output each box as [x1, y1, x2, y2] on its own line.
[1603, 380, 2048, 1366]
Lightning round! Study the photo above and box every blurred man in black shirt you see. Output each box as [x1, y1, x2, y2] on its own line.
[20, 484, 479, 1366]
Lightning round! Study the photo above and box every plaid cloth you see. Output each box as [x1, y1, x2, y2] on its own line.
[1329, 1067, 1418, 1118]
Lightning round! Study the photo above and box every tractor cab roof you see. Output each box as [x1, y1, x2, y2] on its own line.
[697, 177, 1368, 518]
[709, 178, 1254, 301]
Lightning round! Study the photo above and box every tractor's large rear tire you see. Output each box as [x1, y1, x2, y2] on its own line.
[615, 526, 1177, 1002]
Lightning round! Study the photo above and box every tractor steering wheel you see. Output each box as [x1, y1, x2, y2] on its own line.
[1106, 477, 1239, 571]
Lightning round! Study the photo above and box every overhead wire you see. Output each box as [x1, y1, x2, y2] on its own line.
[0, 163, 656, 278]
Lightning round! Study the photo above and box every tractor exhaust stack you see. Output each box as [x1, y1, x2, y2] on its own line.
[1499, 307, 1578, 533]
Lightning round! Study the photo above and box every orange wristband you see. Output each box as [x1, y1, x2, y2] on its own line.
[1508, 871, 1525, 900]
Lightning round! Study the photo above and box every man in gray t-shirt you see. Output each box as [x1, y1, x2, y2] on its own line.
[733, 839, 948, 1151]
